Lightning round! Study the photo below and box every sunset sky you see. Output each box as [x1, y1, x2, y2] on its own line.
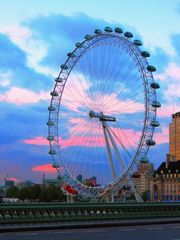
[0, 0, 180, 185]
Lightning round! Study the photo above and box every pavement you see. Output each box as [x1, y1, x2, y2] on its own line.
[0, 217, 180, 233]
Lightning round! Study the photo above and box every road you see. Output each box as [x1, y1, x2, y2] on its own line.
[0, 223, 180, 240]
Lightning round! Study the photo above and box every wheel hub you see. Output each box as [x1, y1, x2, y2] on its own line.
[89, 110, 116, 122]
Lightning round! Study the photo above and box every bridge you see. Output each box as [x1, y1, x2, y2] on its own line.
[0, 202, 180, 225]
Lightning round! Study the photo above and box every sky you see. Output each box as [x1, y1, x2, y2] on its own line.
[0, 0, 180, 185]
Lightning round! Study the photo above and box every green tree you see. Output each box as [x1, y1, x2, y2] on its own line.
[6, 186, 19, 198]
[29, 185, 41, 201]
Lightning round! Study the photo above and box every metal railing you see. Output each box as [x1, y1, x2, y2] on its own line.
[0, 202, 180, 224]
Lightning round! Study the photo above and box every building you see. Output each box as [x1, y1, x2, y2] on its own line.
[169, 112, 180, 161]
[77, 174, 83, 183]
[77, 174, 98, 187]
[43, 178, 60, 186]
[83, 176, 97, 187]
[17, 180, 34, 189]
[132, 159, 154, 195]
[150, 112, 180, 201]
[150, 161, 180, 201]
[5, 180, 15, 189]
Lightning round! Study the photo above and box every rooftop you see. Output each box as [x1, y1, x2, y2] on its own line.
[155, 161, 180, 174]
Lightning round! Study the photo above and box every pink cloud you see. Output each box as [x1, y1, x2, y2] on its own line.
[23, 137, 48, 145]
[154, 127, 169, 145]
[32, 164, 57, 173]
[0, 87, 49, 105]
[23, 126, 141, 149]
[155, 63, 180, 81]
[0, 25, 31, 42]
[109, 127, 141, 148]
[61, 136, 105, 147]
[61, 74, 144, 114]
[23, 135, 105, 148]
[155, 63, 180, 101]
[157, 104, 180, 118]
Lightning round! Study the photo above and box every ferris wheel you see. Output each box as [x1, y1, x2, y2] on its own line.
[47, 26, 160, 199]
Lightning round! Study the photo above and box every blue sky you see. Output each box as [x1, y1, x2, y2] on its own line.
[0, 0, 180, 185]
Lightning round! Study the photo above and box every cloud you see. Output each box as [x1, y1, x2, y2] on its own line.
[0, 11, 179, 184]
[60, 73, 144, 114]
[22, 123, 141, 149]
[22, 135, 105, 148]
[0, 87, 49, 105]
[0, 25, 31, 46]
[32, 164, 57, 173]
[154, 126, 169, 145]
[155, 63, 180, 104]
[157, 103, 180, 118]
[23, 137, 48, 145]
[27, 13, 123, 68]
[156, 63, 180, 81]
[0, 33, 51, 92]
[0, 71, 12, 87]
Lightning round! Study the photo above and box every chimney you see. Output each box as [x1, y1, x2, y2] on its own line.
[166, 154, 170, 168]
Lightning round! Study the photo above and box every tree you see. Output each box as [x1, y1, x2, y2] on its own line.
[6, 186, 19, 198]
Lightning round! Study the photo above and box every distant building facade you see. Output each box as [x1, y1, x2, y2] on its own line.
[77, 174, 83, 183]
[150, 112, 180, 201]
[169, 112, 180, 161]
[132, 159, 154, 195]
[17, 180, 34, 189]
[5, 180, 15, 189]
[83, 176, 97, 187]
[150, 161, 180, 201]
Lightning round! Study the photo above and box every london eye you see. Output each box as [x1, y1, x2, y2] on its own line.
[47, 26, 160, 199]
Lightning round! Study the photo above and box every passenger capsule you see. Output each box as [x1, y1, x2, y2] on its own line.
[147, 65, 156, 72]
[114, 27, 123, 33]
[49, 149, 56, 155]
[104, 26, 113, 32]
[94, 29, 102, 34]
[140, 157, 149, 163]
[151, 101, 161, 108]
[150, 120, 160, 127]
[55, 77, 63, 83]
[47, 136, 54, 141]
[150, 82, 160, 89]
[84, 34, 92, 40]
[60, 64, 68, 70]
[75, 42, 82, 48]
[146, 139, 156, 146]
[141, 51, 150, 57]
[50, 91, 58, 97]
[133, 40, 143, 46]
[47, 120, 54, 126]
[124, 32, 133, 38]
[48, 106, 56, 111]
[67, 52, 75, 58]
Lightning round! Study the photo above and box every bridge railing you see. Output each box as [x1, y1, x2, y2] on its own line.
[0, 202, 180, 223]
